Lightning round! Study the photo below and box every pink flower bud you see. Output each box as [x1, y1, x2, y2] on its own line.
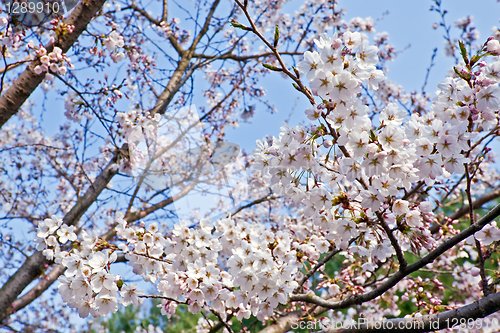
[332, 39, 342, 49]
[487, 39, 500, 55]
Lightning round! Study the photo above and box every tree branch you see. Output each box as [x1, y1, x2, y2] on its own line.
[430, 187, 500, 234]
[234, 0, 316, 105]
[193, 51, 301, 61]
[1, 265, 66, 320]
[150, 0, 221, 116]
[128, 3, 184, 55]
[230, 193, 277, 217]
[0, 144, 127, 322]
[161, 0, 168, 23]
[327, 291, 500, 332]
[377, 211, 406, 269]
[290, 202, 500, 310]
[295, 248, 342, 293]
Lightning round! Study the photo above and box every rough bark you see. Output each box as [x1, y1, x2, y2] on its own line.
[0, 0, 108, 129]
[0, 265, 66, 321]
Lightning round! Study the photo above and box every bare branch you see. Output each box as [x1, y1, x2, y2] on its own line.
[230, 193, 277, 217]
[128, 3, 184, 55]
[193, 51, 302, 61]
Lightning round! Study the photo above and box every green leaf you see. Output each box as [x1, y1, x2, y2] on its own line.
[262, 63, 282, 71]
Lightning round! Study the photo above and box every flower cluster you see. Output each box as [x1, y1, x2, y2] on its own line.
[36, 213, 301, 321]
[35, 216, 145, 318]
[113, 110, 162, 172]
[33, 46, 73, 76]
[488, 38, 500, 55]
[115, 217, 300, 321]
[50, 17, 76, 36]
[116, 110, 161, 143]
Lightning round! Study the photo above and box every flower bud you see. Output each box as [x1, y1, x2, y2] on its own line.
[470, 267, 480, 277]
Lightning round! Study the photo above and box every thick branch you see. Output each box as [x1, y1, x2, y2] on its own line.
[161, 0, 168, 22]
[328, 291, 500, 332]
[0, 0, 108, 129]
[430, 187, 500, 234]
